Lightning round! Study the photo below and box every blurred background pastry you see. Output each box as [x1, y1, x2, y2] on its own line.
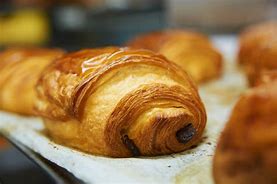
[213, 80, 277, 184]
[238, 21, 277, 86]
[126, 30, 222, 83]
[254, 70, 277, 86]
[0, 48, 64, 115]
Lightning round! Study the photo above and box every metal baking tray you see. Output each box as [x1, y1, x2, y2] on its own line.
[1, 132, 83, 184]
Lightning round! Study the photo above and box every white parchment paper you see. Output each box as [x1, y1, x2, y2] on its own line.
[0, 36, 247, 184]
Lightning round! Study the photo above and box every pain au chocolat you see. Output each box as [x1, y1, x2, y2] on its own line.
[253, 70, 277, 87]
[35, 47, 207, 157]
[0, 48, 64, 115]
[238, 21, 277, 86]
[213, 80, 277, 184]
[126, 30, 223, 84]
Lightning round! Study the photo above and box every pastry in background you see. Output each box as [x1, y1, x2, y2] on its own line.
[247, 40, 277, 86]
[213, 81, 277, 184]
[254, 70, 277, 87]
[36, 47, 207, 157]
[0, 48, 64, 115]
[126, 30, 223, 84]
[238, 21, 277, 86]
[238, 21, 277, 65]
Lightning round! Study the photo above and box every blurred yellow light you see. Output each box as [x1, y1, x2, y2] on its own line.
[0, 9, 50, 46]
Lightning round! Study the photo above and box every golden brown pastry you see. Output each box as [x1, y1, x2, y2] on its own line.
[247, 40, 277, 85]
[254, 70, 277, 87]
[126, 30, 223, 83]
[36, 47, 207, 157]
[213, 81, 277, 184]
[0, 48, 64, 115]
[238, 21, 277, 86]
[238, 21, 277, 65]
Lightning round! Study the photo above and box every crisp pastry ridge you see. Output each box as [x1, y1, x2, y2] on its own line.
[36, 47, 207, 157]
[126, 30, 223, 83]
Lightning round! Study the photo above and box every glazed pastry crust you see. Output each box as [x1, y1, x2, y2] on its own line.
[37, 47, 207, 157]
[126, 30, 222, 83]
[238, 21, 277, 86]
[0, 48, 64, 115]
[213, 81, 277, 184]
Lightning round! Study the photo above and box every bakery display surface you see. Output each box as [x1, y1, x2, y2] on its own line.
[126, 30, 223, 84]
[0, 37, 247, 183]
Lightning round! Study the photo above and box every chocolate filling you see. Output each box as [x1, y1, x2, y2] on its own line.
[176, 123, 196, 144]
[121, 135, 140, 156]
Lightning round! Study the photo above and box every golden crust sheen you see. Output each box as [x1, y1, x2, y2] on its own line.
[238, 21, 277, 86]
[0, 48, 64, 115]
[126, 30, 223, 83]
[37, 47, 207, 157]
[213, 81, 277, 184]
